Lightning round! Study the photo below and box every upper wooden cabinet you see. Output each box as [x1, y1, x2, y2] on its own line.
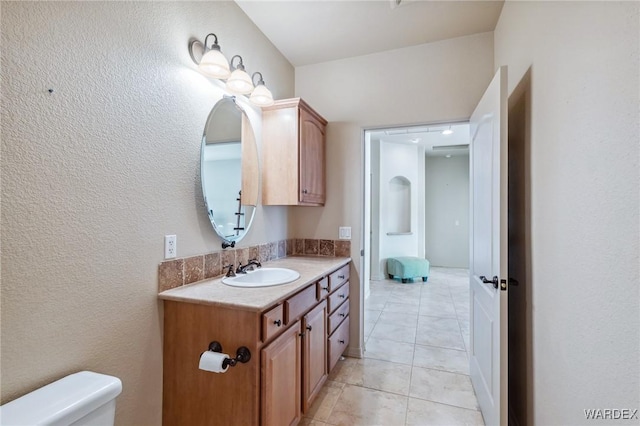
[262, 98, 327, 206]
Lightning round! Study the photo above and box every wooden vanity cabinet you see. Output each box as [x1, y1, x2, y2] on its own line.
[302, 301, 328, 412]
[262, 320, 302, 426]
[162, 263, 349, 426]
[262, 98, 327, 206]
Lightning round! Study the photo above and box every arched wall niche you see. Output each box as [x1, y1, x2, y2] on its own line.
[387, 175, 411, 234]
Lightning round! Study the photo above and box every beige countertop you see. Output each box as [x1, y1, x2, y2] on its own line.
[158, 256, 351, 312]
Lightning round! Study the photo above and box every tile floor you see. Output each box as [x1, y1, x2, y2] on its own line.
[301, 267, 484, 426]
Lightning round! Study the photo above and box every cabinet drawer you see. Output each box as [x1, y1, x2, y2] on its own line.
[328, 316, 350, 372]
[328, 264, 349, 292]
[262, 304, 284, 342]
[316, 277, 330, 300]
[328, 300, 349, 335]
[328, 282, 349, 314]
[285, 284, 317, 324]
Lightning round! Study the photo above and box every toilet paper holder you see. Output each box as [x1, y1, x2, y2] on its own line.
[207, 341, 251, 368]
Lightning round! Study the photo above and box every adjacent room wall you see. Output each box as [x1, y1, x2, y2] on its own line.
[494, 2, 639, 423]
[376, 141, 425, 278]
[1, 2, 294, 424]
[424, 154, 469, 268]
[293, 32, 494, 352]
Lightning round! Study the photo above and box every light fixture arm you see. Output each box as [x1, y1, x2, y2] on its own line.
[230, 55, 246, 71]
[252, 72, 265, 86]
[203, 33, 221, 51]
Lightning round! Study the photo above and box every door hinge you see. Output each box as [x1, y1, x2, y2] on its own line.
[500, 279, 507, 291]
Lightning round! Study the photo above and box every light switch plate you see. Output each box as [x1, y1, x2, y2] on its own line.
[339, 226, 351, 240]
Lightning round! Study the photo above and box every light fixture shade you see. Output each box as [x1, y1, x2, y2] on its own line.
[249, 83, 274, 107]
[226, 68, 254, 94]
[199, 48, 230, 79]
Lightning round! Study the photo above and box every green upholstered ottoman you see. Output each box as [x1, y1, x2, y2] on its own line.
[387, 257, 430, 283]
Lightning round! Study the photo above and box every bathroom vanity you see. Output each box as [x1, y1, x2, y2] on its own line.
[159, 256, 351, 426]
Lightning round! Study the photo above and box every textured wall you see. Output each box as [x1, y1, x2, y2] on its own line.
[494, 2, 640, 423]
[424, 154, 469, 268]
[1, 2, 293, 424]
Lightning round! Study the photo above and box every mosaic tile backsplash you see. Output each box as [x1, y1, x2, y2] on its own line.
[158, 239, 351, 292]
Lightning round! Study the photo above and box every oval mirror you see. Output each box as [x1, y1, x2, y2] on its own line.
[201, 96, 259, 246]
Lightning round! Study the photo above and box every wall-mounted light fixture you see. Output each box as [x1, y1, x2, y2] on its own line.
[197, 34, 230, 79]
[442, 126, 453, 135]
[226, 55, 254, 95]
[189, 33, 275, 107]
[249, 72, 274, 107]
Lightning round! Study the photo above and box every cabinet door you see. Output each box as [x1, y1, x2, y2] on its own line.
[299, 106, 325, 205]
[262, 320, 302, 426]
[302, 300, 328, 413]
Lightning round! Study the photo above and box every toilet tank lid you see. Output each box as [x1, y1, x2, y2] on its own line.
[0, 371, 122, 426]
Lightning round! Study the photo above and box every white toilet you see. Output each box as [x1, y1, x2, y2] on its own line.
[0, 371, 122, 426]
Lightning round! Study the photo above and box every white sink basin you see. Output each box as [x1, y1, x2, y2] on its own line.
[222, 268, 300, 288]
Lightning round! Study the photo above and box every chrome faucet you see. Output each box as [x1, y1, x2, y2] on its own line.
[236, 259, 262, 274]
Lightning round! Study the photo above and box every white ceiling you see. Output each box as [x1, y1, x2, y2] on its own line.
[235, 0, 504, 67]
[370, 122, 470, 157]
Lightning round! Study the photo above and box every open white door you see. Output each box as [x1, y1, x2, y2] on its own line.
[469, 66, 508, 426]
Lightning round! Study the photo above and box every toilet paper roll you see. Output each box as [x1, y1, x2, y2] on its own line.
[199, 351, 229, 373]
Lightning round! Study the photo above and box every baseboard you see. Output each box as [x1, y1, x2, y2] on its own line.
[345, 346, 363, 359]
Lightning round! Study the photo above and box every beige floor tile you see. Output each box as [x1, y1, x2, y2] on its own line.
[384, 302, 420, 314]
[419, 300, 457, 318]
[420, 291, 453, 303]
[340, 358, 413, 395]
[304, 383, 343, 422]
[413, 344, 469, 375]
[416, 317, 465, 350]
[327, 384, 408, 426]
[365, 295, 389, 310]
[389, 293, 422, 306]
[378, 311, 419, 326]
[364, 336, 415, 365]
[409, 367, 479, 410]
[328, 357, 359, 383]
[406, 398, 485, 426]
[370, 321, 417, 344]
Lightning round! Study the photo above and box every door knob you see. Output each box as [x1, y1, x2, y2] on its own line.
[479, 275, 499, 289]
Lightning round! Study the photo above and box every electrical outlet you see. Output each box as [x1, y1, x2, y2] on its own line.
[165, 235, 176, 259]
[339, 226, 351, 240]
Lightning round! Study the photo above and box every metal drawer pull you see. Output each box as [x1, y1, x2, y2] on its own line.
[339, 313, 346, 317]
[273, 319, 281, 327]
[338, 294, 345, 299]
[338, 275, 345, 279]
[306, 325, 312, 331]
[338, 339, 345, 344]
[322, 286, 329, 291]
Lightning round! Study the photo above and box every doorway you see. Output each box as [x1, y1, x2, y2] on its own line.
[364, 122, 471, 286]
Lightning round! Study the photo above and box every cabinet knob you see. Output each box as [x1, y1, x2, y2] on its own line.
[322, 286, 329, 291]
[338, 275, 345, 279]
[339, 313, 346, 317]
[306, 325, 312, 331]
[338, 340, 345, 344]
[302, 189, 308, 194]
[273, 319, 282, 327]
[338, 294, 346, 299]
